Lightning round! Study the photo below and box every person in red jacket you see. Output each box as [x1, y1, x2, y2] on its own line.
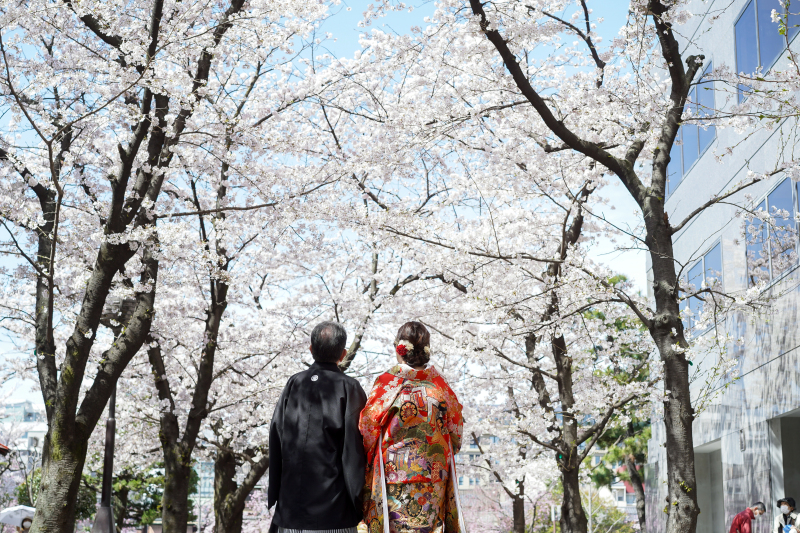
[731, 502, 768, 533]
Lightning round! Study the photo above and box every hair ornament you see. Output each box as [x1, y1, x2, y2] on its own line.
[396, 340, 414, 357]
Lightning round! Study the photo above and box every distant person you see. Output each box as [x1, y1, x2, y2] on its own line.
[731, 502, 767, 533]
[775, 497, 799, 533]
[16, 517, 32, 533]
[267, 321, 368, 533]
[359, 321, 465, 533]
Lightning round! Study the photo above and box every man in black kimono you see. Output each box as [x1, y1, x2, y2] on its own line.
[268, 321, 368, 533]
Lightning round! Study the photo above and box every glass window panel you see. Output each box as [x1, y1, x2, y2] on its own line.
[667, 133, 682, 196]
[698, 64, 716, 154]
[746, 200, 771, 286]
[758, 0, 786, 67]
[704, 243, 723, 291]
[736, 1, 759, 100]
[627, 493, 636, 504]
[682, 87, 699, 172]
[688, 261, 704, 322]
[789, 0, 800, 39]
[681, 125, 699, 172]
[767, 178, 797, 277]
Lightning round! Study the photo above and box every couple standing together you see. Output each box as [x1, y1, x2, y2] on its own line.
[268, 321, 465, 533]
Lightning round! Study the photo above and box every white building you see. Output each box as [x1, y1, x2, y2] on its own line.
[0, 401, 47, 470]
[587, 449, 639, 524]
[456, 434, 504, 490]
[1, 401, 43, 423]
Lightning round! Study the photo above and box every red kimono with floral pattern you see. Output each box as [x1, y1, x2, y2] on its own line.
[359, 364, 464, 533]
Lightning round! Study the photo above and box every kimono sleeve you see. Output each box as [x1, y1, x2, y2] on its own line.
[342, 381, 368, 513]
[443, 382, 464, 454]
[267, 381, 289, 509]
[358, 373, 400, 466]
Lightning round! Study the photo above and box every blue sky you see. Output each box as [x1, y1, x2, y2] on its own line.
[323, 0, 631, 59]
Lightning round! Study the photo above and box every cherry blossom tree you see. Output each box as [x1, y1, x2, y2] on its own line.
[301, 2, 794, 533]
[445, 2, 772, 530]
[294, 2, 794, 532]
[2, 1, 790, 533]
[295, 47, 657, 533]
[0, 0, 330, 529]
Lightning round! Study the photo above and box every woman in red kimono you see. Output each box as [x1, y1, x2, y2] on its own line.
[359, 321, 465, 533]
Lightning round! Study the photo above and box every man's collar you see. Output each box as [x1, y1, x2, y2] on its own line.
[311, 361, 342, 372]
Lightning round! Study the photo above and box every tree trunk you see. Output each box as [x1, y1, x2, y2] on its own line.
[30, 245, 158, 533]
[115, 485, 130, 533]
[512, 494, 526, 533]
[213, 449, 244, 533]
[643, 160, 699, 533]
[213, 445, 270, 533]
[554, 332, 588, 533]
[31, 436, 87, 531]
[561, 464, 587, 533]
[162, 445, 193, 533]
[626, 455, 647, 533]
[149, 268, 228, 533]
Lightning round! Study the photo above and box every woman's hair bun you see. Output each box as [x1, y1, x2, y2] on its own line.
[395, 321, 431, 366]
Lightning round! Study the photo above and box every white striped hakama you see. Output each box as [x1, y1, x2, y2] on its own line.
[278, 527, 358, 533]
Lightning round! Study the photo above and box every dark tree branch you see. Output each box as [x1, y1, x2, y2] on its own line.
[467, 0, 645, 205]
[670, 177, 763, 235]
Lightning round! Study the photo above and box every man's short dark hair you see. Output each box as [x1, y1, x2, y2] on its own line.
[753, 502, 766, 512]
[310, 321, 347, 363]
[778, 497, 796, 509]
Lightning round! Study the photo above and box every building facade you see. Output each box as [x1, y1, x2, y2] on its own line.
[1, 401, 43, 423]
[587, 449, 640, 524]
[646, 1, 800, 533]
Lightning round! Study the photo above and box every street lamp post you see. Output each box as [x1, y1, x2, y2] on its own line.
[91, 384, 116, 533]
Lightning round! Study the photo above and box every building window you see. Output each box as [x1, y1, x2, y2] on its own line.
[697, 66, 716, 155]
[667, 141, 681, 197]
[666, 64, 715, 197]
[746, 178, 798, 286]
[626, 493, 636, 505]
[615, 490, 624, 503]
[735, 0, 800, 101]
[681, 243, 723, 327]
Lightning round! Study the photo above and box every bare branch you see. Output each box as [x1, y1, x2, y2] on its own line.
[535, 1, 606, 87]
[670, 176, 764, 235]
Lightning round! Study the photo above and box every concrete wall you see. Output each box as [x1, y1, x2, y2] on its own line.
[696, 448, 725, 533]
